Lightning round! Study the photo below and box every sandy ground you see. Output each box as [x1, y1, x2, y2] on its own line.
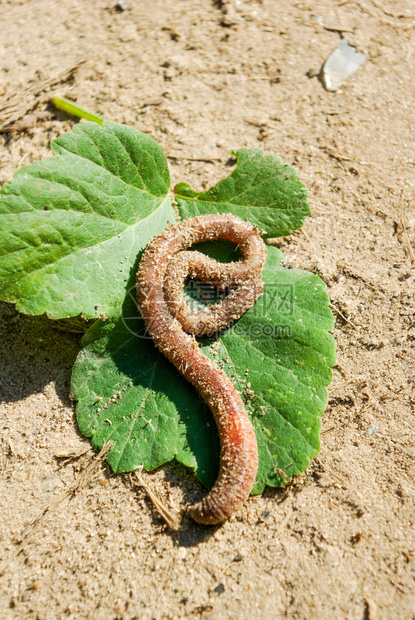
[0, 1, 414, 618]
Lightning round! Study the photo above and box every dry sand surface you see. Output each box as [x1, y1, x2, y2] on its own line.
[0, 1, 414, 618]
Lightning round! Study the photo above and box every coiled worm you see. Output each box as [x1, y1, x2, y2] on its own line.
[136, 214, 267, 524]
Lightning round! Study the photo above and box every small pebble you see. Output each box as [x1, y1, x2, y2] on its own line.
[322, 39, 366, 92]
[214, 583, 225, 595]
[364, 424, 378, 437]
[40, 476, 57, 492]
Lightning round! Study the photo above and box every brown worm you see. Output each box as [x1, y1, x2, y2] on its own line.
[136, 214, 267, 524]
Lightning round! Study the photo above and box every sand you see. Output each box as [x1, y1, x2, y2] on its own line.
[0, 1, 414, 618]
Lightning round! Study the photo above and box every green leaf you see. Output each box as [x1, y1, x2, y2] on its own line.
[174, 148, 310, 238]
[217, 248, 336, 492]
[0, 115, 333, 495]
[0, 121, 175, 319]
[71, 301, 220, 478]
[72, 245, 335, 491]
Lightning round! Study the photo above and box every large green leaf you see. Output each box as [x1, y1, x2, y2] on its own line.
[72, 245, 335, 491]
[174, 148, 310, 238]
[0, 116, 333, 494]
[0, 121, 175, 319]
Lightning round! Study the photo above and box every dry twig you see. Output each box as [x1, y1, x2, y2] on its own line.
[14, 441, 111, 552]
[167, 153, 221, 163]
[0, 441, 112, 576]
[397, 191, 415, 266]
[130, 469, 180, 530]
[7, 437, 19, 459]
[54, 445, 92, 460]
[0, 60, 85, 132]
[329, 302, 358, 328]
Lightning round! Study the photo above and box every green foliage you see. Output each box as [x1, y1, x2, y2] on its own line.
[0, 121, 174, 319]
[72, 246, 335, 491]
[0, 120, 335, 491]
[175, 148, 310, 237]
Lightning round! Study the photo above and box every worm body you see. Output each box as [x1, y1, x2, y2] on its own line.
[136, 214, 267, 524]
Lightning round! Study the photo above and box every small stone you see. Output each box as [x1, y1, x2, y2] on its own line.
[325, 545, 343, 567]
[364, 424, 378, 437]
[214, 583, 225, 595]
[119, 24, 137, 42]
[40, 476, 57, 492]
[365, 597, 378, 619]
[322, 38, 366, 92]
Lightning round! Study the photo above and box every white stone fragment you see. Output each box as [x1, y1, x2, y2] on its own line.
[322, 38, 366, 92]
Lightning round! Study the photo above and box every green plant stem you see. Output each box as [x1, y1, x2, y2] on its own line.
[52, 97, 103, 125]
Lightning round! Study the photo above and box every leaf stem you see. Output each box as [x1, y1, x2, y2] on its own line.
[52, 97, 103, 125]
